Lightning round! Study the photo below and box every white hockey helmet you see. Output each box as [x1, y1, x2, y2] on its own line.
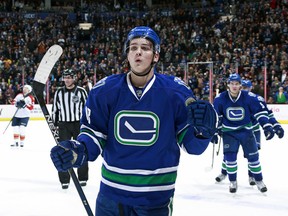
[23, 85, 32, 96]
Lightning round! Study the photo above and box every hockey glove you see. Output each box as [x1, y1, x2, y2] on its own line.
[50, 140, 87, 172]
[211, 134, 219, 144]
[210, 127, 222, 144]
[274, 125, 284, 139]
[187, 100, 218, 139]
[263, 125, 275, 141]
[15, 100, 26, 108]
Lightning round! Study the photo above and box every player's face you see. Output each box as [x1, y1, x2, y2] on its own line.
[127, 38, 159, 75]
[228, 81, 241, 95]
[23, 87, 29, 95]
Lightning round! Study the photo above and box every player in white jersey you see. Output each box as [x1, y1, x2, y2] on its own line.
[10, 85, 35, 147]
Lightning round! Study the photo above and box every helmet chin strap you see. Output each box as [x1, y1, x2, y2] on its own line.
[131, 63, 154, 77]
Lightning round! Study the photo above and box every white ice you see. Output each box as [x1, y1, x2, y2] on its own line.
[0, 120, 287, 216]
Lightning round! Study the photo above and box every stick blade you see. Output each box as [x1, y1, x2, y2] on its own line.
[33, 44, 63, 84]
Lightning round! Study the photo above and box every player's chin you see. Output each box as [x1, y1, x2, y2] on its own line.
[131, 67, 149, 75]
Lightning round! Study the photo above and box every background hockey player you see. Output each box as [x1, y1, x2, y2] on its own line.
[50, 26, 218, 216]
[241, 80, 284, 145]
[10, 85, 35, 147]
[214, 79, 284, 187]
[211, 73, 274, 193]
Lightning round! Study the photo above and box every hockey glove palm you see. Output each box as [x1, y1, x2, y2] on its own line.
[50, 140, 87, 172]
[274, 125, 284, 139]
[187, 100, 218, 139]
[263, 125, 275, 140]
[16, 100, 26, 108]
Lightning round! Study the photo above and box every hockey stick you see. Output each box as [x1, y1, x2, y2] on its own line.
[2, 108, 19, 134]
[205, 140, 216, 172]
[216, 136, 222, 156]
[32, 45, 94, 216]
[211, 141, 215, 168]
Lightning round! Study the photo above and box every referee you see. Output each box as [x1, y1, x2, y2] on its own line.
[52, 69, 89, 189]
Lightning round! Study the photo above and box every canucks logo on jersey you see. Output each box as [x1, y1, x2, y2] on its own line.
[226, 107, 245, 121]
[114, 110, 160, 146]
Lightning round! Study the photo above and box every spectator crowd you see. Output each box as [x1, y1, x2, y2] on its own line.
[0, 0, 288, 104]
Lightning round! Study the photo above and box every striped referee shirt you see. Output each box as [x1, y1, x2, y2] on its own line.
[52, 85, 88, 123]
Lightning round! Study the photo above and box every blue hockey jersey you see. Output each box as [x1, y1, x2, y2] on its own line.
[250, 94, 278, 132]
[77, 72, 210, 207]
[213, 90, 271, 132]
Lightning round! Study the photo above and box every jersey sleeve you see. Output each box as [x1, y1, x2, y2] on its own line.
[52, 89, 60, 124]
[177, 126, 211, 155]
[11, 93, 22, 106]
[248, 93, 271, 128]
[77, 78, 109, 161]
[24, 95, 35, 110]
[256, 94, 279, 126]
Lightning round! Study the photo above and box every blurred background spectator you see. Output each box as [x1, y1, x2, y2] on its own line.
[274, 86, 288, 103]
[0, 0, 287, 104]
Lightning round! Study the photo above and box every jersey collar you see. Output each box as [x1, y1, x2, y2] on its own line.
[126, 72, 156, 100]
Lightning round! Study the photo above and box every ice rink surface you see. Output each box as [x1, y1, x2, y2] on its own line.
[0, 120, 287, 216]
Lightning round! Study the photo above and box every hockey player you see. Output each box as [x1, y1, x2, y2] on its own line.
[211, 73, 275, 193]
[215, 79, 285, 186]
[11, 85, 35, 147]
[242, 80, 284, 142]
[50, 26, 218, 215]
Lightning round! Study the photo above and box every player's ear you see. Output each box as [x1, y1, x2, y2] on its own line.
[153, 53, 160, 63]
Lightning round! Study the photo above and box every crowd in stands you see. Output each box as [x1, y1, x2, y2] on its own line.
[0, 0, 288, 105]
